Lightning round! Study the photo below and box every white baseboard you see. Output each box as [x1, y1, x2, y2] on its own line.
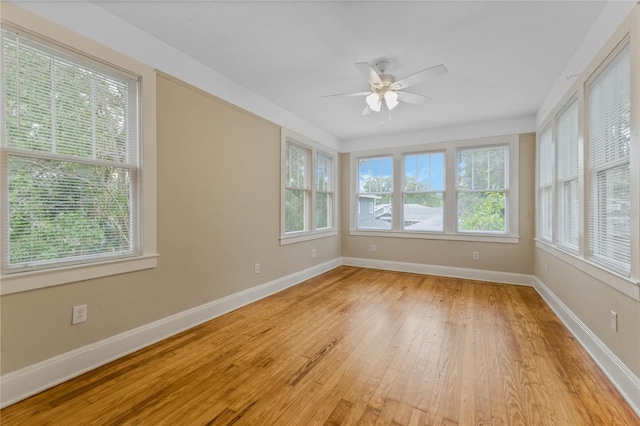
[533, 276, 640, 418]
[341, 256, 534, 286]
[0, 258, 342, 409]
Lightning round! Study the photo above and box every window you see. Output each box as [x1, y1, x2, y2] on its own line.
[538, 126, 553, 241]
[0, 10, 156, 294]
[280, 129, 337, 244]
[556, 98, 579, 250]
[403, 152, 444, 232]
[1, 27, 145, 276]
[456, 145, 508, 233]
[536, 32, 638, 290]
[315, 152, 333, 229]
[586, 41, 631, 276]
[350, 134, 519, 242]
[284, 142, 310, 233]
[357, 156, 393, 229]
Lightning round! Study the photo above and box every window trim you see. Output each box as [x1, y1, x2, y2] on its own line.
[280, 128, 337, 245]
[349, 134, 519, 243]
[0, 4, 157, 295]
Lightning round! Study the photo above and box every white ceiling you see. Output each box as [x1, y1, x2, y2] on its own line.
[92, 1, 607, 141]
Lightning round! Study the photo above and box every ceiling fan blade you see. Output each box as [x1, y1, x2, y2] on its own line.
[361, 105, 372, 115]
[354, 62, 382, 86]
[393, 64, 447, 90]
[396, 91, 432, 104]
[322, 91, 371, 98]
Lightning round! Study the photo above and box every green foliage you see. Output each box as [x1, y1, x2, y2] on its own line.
[285, 189, 305, 233]
[458, 192, 505, 232]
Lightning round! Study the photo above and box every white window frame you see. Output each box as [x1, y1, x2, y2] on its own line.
[537, 125, 554, 242]
[535, 14, 639, 300]
[283, 140, 311, 234]
[0, 4, 157, 295]
[455, 144, 510, 235]
[585, 39, 631, 277]
[315, 151, 335, 230]
[355, 155, 394, 230]
[280, 129, 337, 245]
[555, 96, 581, 253]
[350, 134, 519, 243]
[402, 150, 446, 232]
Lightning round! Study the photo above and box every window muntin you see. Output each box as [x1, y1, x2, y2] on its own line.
[556, 99, 580, 250]
[284, 141, 310, 233]
[456, 145, 508, 233]
[1, 28, 140, 274]
[538, 126, 553, 241]
[403, 152, 445, 232]
[315, 152, 333, 229]
[357, 156, 393, 230]
[587, 41, 631, 276]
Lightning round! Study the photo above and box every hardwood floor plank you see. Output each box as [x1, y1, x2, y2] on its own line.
[2, 267, 637, 425]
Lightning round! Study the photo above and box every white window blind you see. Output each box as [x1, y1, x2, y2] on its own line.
[457, 145, 508, 233]
[284, 141, 310, 233]
[1, 28, 140, 273]
[556, 99, 579, 250]
[315, 152, 333, 229]
[538, 126, 553, 241]
[586, 41, 631, 276]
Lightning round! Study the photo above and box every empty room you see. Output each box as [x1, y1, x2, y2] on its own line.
[0, 0, 639, 424]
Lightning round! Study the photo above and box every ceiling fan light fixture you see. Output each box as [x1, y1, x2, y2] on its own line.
[384, 91, 399, 110]
[366, 92, 380, 107]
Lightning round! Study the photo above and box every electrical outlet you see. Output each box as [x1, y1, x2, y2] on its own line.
[610, 311, 618, 332]
[371, 244, 376, 252]
[72, 304, 87, 325]
[254, 263, 260, 274]
[472, 251, 479, 260]
[311, 249, 317, 258]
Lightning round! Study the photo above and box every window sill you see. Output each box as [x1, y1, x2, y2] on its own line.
[349, 229, 520, 244]
[0, 254, 159, 295]
[535, 239, 639, 301]
[280, 229, 338, 245]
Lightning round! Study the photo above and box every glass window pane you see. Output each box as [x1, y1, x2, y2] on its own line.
[285, 188, 305, 232]
[316, 153, 332, 192]
[357, 195, 391, 229]
[286, 143, 308, 190]
[561, 179, 579, 248]
[592, 165, 630, 268]
[403, 193, 444, 231]
[405, 152, 444, 191]
[359, 157, 392, 193]
[8, 156, 133, 266]
[315, 192, 331, 229]
[458, 191, 506, 232]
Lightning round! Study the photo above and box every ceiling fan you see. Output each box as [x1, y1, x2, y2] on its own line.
[323, 59, 447, 116]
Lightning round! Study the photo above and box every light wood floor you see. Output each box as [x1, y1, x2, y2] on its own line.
[2, 267, 638, 425]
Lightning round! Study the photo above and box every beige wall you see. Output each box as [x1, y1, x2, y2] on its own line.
[0, 74, 342, 374]
[340, 133, 536, 275]
[534, 250, 640, 378]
